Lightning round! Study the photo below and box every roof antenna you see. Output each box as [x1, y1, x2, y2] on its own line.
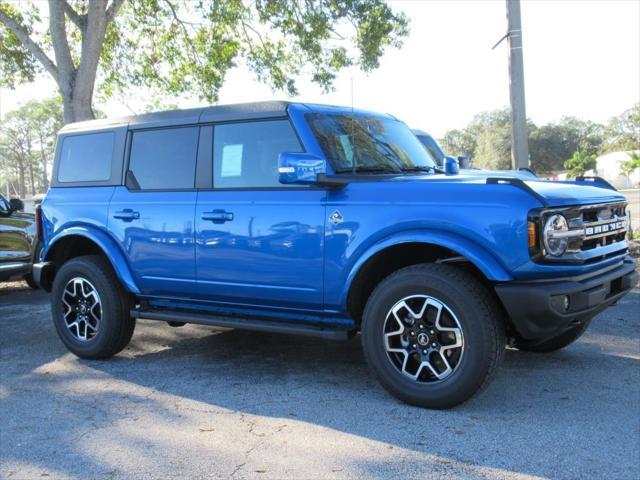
[351, 75, 356, 175]
[351, 75, 354, 114]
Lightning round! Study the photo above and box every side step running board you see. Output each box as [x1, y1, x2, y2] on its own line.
[131, 308, 351, 341]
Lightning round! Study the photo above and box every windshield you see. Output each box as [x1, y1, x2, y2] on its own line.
[306, 113, 437, 173]
[414, 132, 446, 166]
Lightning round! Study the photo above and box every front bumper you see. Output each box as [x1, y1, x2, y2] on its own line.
[495, 257, 638, 340]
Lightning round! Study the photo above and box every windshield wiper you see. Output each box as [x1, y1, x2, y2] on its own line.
[400, 165, 445, 174]
[335, 165, 401, 174]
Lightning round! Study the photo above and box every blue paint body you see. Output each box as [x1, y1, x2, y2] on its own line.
[40, 102, 629, 330]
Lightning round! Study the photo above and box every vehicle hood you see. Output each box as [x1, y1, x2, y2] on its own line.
[384, 169, 626, 207]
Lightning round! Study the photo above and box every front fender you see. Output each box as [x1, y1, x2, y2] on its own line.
[44, 226, 140, 295]
[341, 229, 513, 310]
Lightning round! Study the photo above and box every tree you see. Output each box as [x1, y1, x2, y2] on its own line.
[529, 118, 604, 173]
[0, 98, 64, 196]
[439, 110, 609, 174]
[0, 119, 31, 198]
[564, 151, 596, 178]
[557, 117, 604, 157]
[473, 127, 512, 170]
[439, 109, 512, 170]
[0, 0, 408, 124]
[601, 103, 640, 153]
[440, 128, 476, 158]
[620, 151, 640, 177]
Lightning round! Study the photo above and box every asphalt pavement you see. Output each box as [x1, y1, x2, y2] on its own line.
[1, 281, 639, 480]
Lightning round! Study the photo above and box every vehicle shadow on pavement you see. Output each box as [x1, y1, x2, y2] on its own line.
[1, 288, 639, 479]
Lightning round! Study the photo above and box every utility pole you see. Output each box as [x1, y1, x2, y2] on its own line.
[506, 0, 529, 169]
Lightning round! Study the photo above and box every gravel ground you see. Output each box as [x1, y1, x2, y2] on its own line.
[1, 281, 639, 480]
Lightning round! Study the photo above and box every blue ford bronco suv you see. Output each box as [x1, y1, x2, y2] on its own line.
[34, 101, 638, 408]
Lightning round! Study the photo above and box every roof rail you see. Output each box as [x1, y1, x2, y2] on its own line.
[486, 177, 548, 206]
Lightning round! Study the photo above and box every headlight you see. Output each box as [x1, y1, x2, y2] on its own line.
[543, 214, 570, 256]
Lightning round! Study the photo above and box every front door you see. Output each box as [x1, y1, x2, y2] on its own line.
[108, 126, 199, 297]
[195, 119, 325, 310]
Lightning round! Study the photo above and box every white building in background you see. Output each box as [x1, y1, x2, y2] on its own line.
[586, 151, 640, 189]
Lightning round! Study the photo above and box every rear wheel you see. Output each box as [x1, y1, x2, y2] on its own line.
[514, 320, 591, 353]
[51, 255, 135, 359]
[361, 264, 505, 409]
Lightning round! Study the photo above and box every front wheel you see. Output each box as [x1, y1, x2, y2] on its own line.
[361, 264, 505, 409]
[51, 255, 135, 359]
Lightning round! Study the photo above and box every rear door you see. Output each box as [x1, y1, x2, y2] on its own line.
[108, 126, 200, 297]
[195, 119, 326, 310]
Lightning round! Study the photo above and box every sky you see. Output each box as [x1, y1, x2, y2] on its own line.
[0, 0, 639, 137]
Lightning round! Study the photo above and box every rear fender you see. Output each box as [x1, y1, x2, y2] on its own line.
[44, 226, 140, 295]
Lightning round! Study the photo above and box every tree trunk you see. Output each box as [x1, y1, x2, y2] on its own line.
[1, 1, 125, 124]
[26, 137, 36, 195]
[17, 159, 26, 198]
[28, 160, 36, 196]
[48, 0, 112, 123]
[48, 1, 78, 123]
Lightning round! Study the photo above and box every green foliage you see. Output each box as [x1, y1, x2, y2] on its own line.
[528, 117, 604, 173]
[620, 151, 640, 176]
[0, 97, 63, 196]
[103, 0, 408, 101]
[601, 103, 640, 153]
[439, 128, 475, 159]
[469, 110, 512, 170]
[0, 2, 41, 87]
[564, 151, 597, 178]
[440, 109, 512, 170]
[440, 110, 609, 174]
[1, 0, 408, 110]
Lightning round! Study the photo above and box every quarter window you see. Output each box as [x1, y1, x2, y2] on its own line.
[213, 120, 302, 188]
[128, 127, 198, 190]
[58, 132, 114, 182]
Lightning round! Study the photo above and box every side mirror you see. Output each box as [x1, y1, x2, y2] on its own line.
[278, 152, 327, 185]
[444, 156, 459, 175]
[9, 198, 24, 212]
[278, 153, 348, 188]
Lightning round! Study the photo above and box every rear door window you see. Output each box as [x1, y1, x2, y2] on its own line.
[128, 127, 199, 190]
[58, 132, 114, 182]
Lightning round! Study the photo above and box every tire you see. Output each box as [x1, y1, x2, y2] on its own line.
[361, 264, 505, 409]
[514, 319, 591, 353]
[51, 255, 135, 359]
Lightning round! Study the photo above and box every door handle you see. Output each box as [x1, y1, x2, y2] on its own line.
[202, 210, 234, 223]
[113, 209, 140, 221]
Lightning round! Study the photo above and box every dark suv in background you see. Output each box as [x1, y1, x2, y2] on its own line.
[0, 193, 40, 288]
